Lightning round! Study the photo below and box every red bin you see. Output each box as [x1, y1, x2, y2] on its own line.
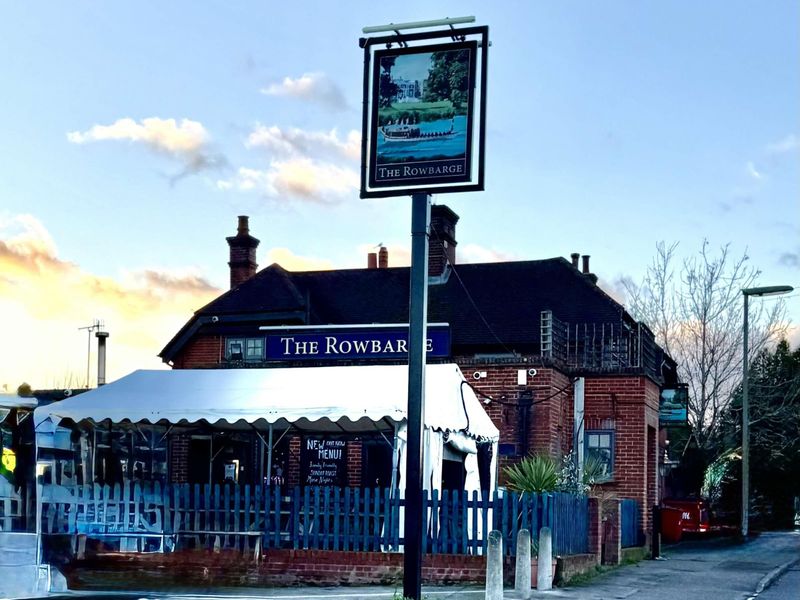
[661, 499, 710, 543]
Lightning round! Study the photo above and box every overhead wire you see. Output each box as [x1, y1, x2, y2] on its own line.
[429, 220, 517, 357]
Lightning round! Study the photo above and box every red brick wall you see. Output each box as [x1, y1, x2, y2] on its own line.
[287, 435, 301, 487]
[584, 376, 660, 530]
[169, 435, 189, 483]
[348, 440, 363, 487]
[453, 362, 573, 482]
[173, 335, 223, 369]
[64, 548, 551, 588]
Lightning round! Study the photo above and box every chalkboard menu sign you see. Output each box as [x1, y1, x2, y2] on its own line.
[300, 437, 348, 486]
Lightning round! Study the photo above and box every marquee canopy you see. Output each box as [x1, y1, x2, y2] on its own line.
[33, 364, 499, 441]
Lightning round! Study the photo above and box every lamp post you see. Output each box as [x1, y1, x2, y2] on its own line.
[740, 285, 792, 539]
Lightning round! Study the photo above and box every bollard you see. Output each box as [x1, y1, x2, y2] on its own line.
[515, 528, 532, 599]
[651, 504, 661, 559]
[485, 530, 504, 600]
[537, 526, 553, 591]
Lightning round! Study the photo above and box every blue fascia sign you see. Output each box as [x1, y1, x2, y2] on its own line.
[264, 325, 450, 361]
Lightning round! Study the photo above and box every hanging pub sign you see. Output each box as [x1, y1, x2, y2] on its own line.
[659, 384, 689, 425]
[300, 437, 348, 487]
[360, 26, 488, 198]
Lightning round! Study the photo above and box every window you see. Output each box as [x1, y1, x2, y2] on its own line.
[245, 338, 264, 361]
[585, 430, 614, 481]
[226, 337, 264, 361]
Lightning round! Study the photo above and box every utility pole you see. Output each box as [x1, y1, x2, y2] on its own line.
[78, 319, 103, 388]
[740, 285, 792, 538]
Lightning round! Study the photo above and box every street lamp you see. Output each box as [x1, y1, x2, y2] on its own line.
[741, 285, 793, 539]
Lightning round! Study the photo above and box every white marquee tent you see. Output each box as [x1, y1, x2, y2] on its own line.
[33, 363, 499, 495]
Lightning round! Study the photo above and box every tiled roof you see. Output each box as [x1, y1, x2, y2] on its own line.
[161, 257, 635, 359]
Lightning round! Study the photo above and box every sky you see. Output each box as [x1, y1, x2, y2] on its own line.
[1, 1, 798, 390]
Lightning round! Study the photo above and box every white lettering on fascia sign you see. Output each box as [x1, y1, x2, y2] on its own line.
[281, 336, 320, 355]
[279, 335, 435, 356]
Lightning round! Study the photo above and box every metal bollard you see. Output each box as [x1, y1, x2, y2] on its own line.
[537, 526, 553, 591]
[515, 528, 532, 599]
[651, 504, 661, 559]
[485, 530, 504, 600]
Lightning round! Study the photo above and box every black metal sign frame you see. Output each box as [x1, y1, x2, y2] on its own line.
[359, 26, 488, 198]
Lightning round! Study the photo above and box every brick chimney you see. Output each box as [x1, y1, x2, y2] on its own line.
[429, 205, 459, 277]
[581, 254, 598, 284]
[226, 216, 260, 289]
[378, 246, 389, 268]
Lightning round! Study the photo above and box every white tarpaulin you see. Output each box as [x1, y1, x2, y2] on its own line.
[33, 364, 499, 442]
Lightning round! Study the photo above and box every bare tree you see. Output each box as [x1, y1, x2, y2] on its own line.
[624, 241, 788, 450]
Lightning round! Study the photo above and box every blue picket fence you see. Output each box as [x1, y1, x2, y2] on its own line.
[620, 498, 642, 548]
[40, 482, 589, 556]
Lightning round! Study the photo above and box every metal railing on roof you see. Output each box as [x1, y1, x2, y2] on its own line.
[540, 311, 661, 382]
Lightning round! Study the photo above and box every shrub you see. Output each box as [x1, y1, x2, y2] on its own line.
[504, 454, 559, 493]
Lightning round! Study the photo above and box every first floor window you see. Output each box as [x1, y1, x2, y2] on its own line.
[585, 430, 614, 482]
[227, 339, 244, 361]
[245, 338, 264, 361]
[226, 337, 264, 361]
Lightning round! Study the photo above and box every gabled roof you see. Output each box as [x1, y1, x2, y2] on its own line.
[160, 257, 635, 361]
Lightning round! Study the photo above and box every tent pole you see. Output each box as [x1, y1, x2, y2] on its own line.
[208, 435, 213, 486]
[390, 422, 399, 494]
[266, 424, 273, 484]
[34, 420, 43, 568]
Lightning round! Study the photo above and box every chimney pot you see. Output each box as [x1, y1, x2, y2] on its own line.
[237, 215, 249, 235]
[378, 246, 389, 269]
[582, 255, 591, 274]
[571, 253, 580, 268]
[367, 252, 378, 269]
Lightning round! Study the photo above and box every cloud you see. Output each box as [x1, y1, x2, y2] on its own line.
[788, 325, 800, 350]
[129, 269, 219, 295]
[0, 213, 67, 276]
[68, 117, 207, 154]
[598, 276, 630, 305]
[745, 161, 763, 181]
[778, 251, 800, 268]
[246, 124, 360, 161]
[459, 243, 517, 264]
[217, 158, 358, 204]
[0, 214, 221, 387]
[766, 134, 799, 155]
[67, 117, 226, 180]
[264, 248, 334, 271]
[261, 72, 348, 111]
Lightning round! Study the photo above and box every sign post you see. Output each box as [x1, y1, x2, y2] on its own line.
[404, 192, 430, 599]
[360, 18, 488, 599]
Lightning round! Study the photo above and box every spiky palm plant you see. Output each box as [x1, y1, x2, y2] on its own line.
[503, 455, 559, 493]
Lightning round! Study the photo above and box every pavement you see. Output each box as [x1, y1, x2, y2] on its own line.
[4, 531, 799, 600]
[756, 558, 800, 600]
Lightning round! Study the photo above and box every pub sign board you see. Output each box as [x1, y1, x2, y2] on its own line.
[300, 437, 348, 487]
[360, 26, 488, 198]
[659, 384, 689, 425]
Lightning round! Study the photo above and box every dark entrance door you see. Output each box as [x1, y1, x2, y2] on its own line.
[362, 438, 394, 489]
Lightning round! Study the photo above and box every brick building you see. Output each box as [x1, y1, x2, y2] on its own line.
[159, 206, 677, 532]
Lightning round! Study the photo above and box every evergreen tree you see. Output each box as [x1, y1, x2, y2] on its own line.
[710, 340, 800, 528]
